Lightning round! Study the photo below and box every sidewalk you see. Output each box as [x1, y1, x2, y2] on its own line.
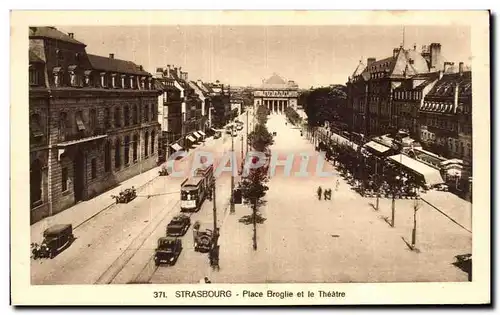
[31, 137, 218, 241]
[31, 166, 161, 241]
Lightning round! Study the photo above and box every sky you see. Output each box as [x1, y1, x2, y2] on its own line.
[57, 25, 471, 88]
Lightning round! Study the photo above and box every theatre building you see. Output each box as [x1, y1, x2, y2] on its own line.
[29, 27, 160, 223]
[253, 73, 298, 113]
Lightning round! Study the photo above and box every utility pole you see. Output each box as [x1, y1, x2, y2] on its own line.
[375, 157, 379, 211]
[411, 189, 420, 249]
[230, 124, 235, 214]
[246, 109, 249, 154]
[212, 178, 217, 234]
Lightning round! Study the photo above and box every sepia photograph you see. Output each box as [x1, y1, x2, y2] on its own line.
[11, 10, 490, 305]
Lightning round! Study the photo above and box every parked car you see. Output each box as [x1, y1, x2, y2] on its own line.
[154, 237, 182, 266]
[166, 214, 191, 236]
[35, 224, 74, 259]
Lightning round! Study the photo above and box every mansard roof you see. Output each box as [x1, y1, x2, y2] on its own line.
[29, 26, 85, 46]
[87, 54, 150, 76]
[426, 71, 472, 98]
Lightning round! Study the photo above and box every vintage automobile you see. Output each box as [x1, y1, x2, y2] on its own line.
[158, 166, 169, 176]
[166, 214, 191, 236]
[111, 187, 137, 204]
[35, 224, 74, 259]
[193, 223, 215, 253]
[154, 237, 182, 266]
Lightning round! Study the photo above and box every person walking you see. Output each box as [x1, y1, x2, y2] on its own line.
[324, 189, 329, 201]
[335, 179, 340, 192]
[317, 186, 322, 200]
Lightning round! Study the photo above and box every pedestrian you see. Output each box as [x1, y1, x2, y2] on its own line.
[317, 186, 322, 200]
[336, 179, 340, 192]
[324, 189, 329, 201]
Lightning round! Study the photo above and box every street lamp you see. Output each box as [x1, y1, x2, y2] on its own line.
[392, 175, 400, 228]
[411, 186, 420, 250]
[230, 124, 235, 214]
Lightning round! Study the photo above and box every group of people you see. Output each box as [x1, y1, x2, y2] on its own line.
[317, 180, 340, 201]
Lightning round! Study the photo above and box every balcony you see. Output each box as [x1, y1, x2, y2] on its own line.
[59, 127, 107, 143]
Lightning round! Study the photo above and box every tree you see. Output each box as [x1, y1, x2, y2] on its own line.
[303, 85, 347, 127]
[285, 107, 302, 125]
[256, 104, 270, 125]
[248, 123, 274, 152]
[239, 166, 269, 250]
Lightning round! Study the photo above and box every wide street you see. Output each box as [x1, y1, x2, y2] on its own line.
[30, 112, 250, 285]
[31, 111, 471, 284]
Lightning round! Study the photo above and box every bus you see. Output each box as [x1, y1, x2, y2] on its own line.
[180, 164, 214, 212]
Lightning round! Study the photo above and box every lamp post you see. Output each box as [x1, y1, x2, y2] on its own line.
[375, 157, 380, 211]
[230, 124, 235, 214]
[392, 175, 399, 228]
[411, 187, 420, 250]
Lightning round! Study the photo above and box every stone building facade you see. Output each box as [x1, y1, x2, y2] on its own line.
[346, 43, 445, 137]
[29, 27, 160, 223]
[253, 73, 298, 113]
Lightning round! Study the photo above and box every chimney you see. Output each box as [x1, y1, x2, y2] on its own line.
[166, 65, 171, 77]
[367, 58, 376, 67]
[393, 48, 400, 58]
[177, 66, 182, 78]
[68, 32, 74, 39]
[459, 62, 464, 75]
[429, 43, 441, 70]
[173, 67, 178, 78]
[155, 67, 164, 77]
[109, 53, 114, 59]
[443, 61, 454, 73]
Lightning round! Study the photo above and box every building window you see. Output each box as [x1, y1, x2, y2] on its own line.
[114, 107, 121, 128]
[59, 112, 68, 139]
[61, 167, 68, 192]
[76, 111, 86, 132]
[114, 138, 121, 169]
[30, 113, 44, 143]
[91, 158, 97, 179]
[151, 104, 155, 121]
[144, 104, 149, 122]
[124, 135, 130, 165]
[124, 105, 130, 127]
[29, 68, 38, 85]
[132, 105, 138, 125]
[89, 108, 97, 131]
[30, 159, 42, 208]
[133, 134, 138, 162]
[151, 130, 155, 154]
[144, 131, 149, 157]
[104, 108, 111, 129]
[104, 141, 111, 172]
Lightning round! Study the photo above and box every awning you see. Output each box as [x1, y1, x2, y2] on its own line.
[193, 132, 202, 139]
[388, 154, 444, 186]
[198, 130, 206, 136]
[364, 141, 391, 154]
[170, 143, 183, 152]
[186, 135, 196, 143]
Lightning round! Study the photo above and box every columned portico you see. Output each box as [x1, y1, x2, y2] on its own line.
[253, 73, 299, 114]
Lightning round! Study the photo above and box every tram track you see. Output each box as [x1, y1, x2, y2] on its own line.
[94, 198, 181, 284]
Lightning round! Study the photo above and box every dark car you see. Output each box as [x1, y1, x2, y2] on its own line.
[39, 224, 74, 259]
[154, 237, 182, 266]
[166, 214, 191, 236]
[194, 228, 214, 253]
